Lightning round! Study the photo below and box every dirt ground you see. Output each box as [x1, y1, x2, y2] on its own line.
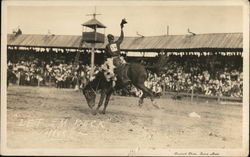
[6, 86, 242, 149]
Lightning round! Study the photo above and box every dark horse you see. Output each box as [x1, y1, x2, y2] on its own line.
[82, 55, 168, 114]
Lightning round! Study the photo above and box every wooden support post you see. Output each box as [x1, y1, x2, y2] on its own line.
[49, 76, 51, 87]
[217, 95, 220, 102]
[90, 25, 97, 80]
[18, 72, 21, 86]
[76, 77, 79, 89]
[191, 87, 194, 102]
[90, 44, 95, 79]
[163, 83, 166, 96]
[217, 92, 221, 103]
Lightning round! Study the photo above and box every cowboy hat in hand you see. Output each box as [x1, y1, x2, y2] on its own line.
[120, 18, 127, 28]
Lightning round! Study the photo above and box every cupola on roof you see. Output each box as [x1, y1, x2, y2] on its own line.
[82, 18, 106, 29]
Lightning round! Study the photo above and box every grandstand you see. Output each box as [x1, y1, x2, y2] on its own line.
[7, 32, 243, 101]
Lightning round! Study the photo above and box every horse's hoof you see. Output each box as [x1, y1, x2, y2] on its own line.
[152, 101, 160, 109]
[154, 105, 160, 109]
[138, 99, 143, 106]
[101, 111, 106, 114]
[92, 110, 98, 115]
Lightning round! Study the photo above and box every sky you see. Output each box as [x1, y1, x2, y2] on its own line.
[7, 5, 243, 37]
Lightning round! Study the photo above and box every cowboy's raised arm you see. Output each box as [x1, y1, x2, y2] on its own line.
[116, 19, 127, 44]
[116, 29, 124, 44]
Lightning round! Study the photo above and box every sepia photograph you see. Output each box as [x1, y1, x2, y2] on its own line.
[1, 0, 249, 156]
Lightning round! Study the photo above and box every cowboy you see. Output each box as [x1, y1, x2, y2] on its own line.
[103, 19, 130, 85]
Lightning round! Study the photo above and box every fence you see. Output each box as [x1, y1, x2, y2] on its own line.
[161, 89, 242, 103]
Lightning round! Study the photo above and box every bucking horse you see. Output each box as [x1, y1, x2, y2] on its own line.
[82, 55, 168, 115]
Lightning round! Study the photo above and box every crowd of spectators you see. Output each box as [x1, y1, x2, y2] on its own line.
[150, 63, 242, 98]
[7, 56, 243, 98]
[8, 60, 84, 88]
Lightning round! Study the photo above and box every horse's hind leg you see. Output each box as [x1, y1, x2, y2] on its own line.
[136, 84, 160, 109]
[139, 92, 147, 107]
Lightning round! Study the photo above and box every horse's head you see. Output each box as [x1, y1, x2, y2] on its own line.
[82, 85, 96, 109]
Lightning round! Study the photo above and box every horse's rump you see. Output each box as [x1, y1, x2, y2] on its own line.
[128, 63, 148, 82]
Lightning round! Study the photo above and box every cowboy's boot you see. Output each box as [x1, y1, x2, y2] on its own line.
[121, 75, 130, 85]
[121, 66, 130, 85]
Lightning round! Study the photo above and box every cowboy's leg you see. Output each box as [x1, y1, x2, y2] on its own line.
[122, 65, 130, 84]
[113, 57, 120, 67]
[116, 56, 129, 84]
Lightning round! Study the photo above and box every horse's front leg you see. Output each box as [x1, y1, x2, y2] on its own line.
[93, 91, 106, 115]
[102, 91, 112, 114]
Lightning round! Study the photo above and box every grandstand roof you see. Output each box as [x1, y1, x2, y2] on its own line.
[7, 33, 242, 52]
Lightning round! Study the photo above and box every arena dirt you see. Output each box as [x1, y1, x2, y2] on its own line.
[6, 86, 242, 149]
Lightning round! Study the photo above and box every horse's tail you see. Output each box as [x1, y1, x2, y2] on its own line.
[145, 55, 169, 75]
[145, 65, 161, 75]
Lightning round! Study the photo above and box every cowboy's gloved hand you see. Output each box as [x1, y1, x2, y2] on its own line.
[120, 18, 127, 29]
